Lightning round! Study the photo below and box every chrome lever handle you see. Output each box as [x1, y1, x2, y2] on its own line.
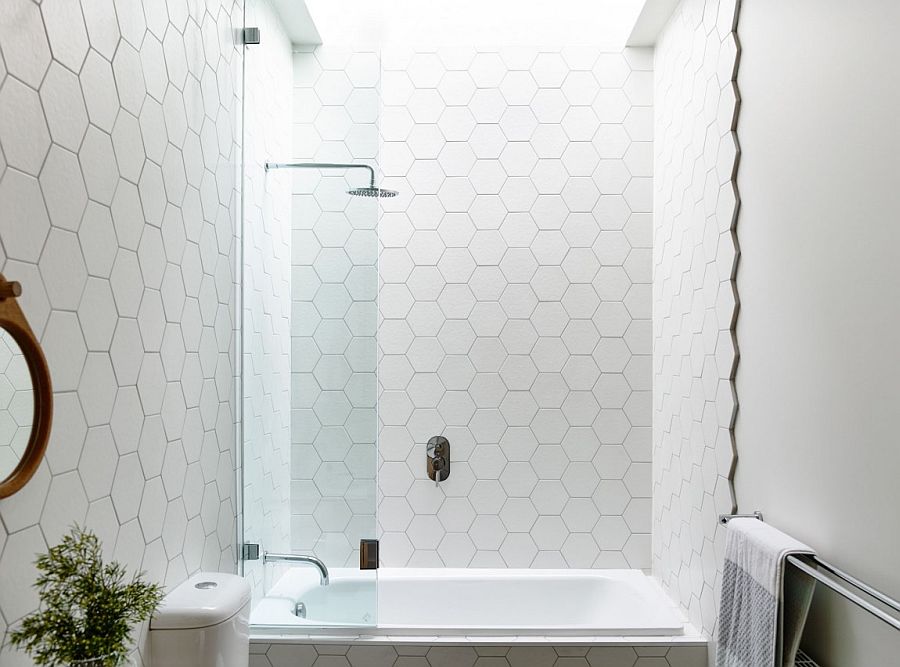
[432, 457, 444, 487]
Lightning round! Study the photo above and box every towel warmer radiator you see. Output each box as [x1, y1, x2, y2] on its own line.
[794, 649, 820, 667]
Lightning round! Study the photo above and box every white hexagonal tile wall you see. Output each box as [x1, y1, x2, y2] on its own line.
[651, 0, 741, 635]
[0, 0, 245, 645]
[279, 44, 658, 571]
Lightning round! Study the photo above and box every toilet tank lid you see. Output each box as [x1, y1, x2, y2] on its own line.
[151, 572, 251, 630]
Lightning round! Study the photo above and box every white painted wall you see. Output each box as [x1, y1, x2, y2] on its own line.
[735, 1, 900, 664]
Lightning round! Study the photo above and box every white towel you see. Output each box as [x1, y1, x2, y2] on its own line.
[716, 518, 816, 667]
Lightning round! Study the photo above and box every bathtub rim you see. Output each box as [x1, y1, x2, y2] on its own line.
[251, 567, 692, 639]
[248, 631, 709, 646]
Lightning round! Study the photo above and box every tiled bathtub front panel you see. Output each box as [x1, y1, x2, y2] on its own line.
[250, 642, 707, 667]
[290, 46, 655, 570]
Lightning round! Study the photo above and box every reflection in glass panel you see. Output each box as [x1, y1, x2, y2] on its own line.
[0, 330, 33, 480]
[290, 169, 379, 567]
[240, 0, 294, 610]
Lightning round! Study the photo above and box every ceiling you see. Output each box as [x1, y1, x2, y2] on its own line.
[269, 0, 321, 44]
[271, 0, 659, 48]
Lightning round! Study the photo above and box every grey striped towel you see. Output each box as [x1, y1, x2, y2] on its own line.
[716, 518, 816, 667]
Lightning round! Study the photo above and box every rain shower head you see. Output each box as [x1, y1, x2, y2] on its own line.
[347, 186, 398, 198]
[265, 161, 399, 198]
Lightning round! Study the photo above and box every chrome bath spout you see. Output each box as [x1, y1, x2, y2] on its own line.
[263, 552, 329, 586]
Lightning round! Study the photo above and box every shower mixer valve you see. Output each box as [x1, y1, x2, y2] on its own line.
[426, 436, 450, 487]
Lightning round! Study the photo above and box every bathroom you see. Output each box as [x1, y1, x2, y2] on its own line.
[0, 0, 898, 665]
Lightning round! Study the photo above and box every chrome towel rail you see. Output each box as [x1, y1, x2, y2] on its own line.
[719, 512, 900, 631]
[786, 555, 900, 632]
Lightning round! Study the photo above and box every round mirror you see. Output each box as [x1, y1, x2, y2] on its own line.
[0, 329, 34, 479]
[0, 275, 53, 498]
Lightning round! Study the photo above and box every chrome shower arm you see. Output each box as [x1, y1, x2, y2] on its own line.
[264, 161, 376, 188]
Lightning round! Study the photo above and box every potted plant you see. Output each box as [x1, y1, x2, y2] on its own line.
[6, 525, 164, 666]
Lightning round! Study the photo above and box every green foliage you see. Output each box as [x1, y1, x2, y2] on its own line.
[6, 525, 164, 666]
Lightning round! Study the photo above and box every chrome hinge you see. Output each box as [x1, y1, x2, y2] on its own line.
[242, 543, 260, 560]
[360, 539, 379, 570]
[242, 27, 260, 45]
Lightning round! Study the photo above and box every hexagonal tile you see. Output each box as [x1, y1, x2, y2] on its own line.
[499, 533, 537, 567]
[531, 125, 569, 160]
[0, 526, 46, 622]
[80, 126, 119, 205]
[500, 71, 537, 105]
[40, 0, 90, 72]
[561, 320, 599, 355]
[79, 426, 117, 501]
[463, 87, 504, 125]
[42, 471, 89, 544]
[531, 52, 568, 87]
[468, 52, 505, 87]
[79, 278, 118, 352]
[592, 478, 631, 514]
[78, 352, 117, 426]
[438, 177, 476, 212]
[80, 49, 119, 132]
[40, 313, 86, 398]
[0, 0, 51, 89]
[593, 89, 631, 124]
[40, 229, 87, 310]
[469, 124, 507, 160]
[40, 145, 88, 232]
[531, 409, 569, 444]
[499, 106, 538, 142]
[437, 107, 475, 142]
[40, 63, 89, 154]
[0, 173, 51, 265]
[531, 373, 569, 409]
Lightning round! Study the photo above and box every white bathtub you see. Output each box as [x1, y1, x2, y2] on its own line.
[251, 568, 685, 637]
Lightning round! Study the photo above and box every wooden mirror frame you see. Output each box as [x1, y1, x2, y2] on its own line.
[0, 274, 53, 498]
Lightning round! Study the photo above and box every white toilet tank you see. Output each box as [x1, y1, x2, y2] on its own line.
[150, 572, 251, 667]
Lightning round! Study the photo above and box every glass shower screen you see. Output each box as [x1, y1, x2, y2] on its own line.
[240, 4, 380, 628]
